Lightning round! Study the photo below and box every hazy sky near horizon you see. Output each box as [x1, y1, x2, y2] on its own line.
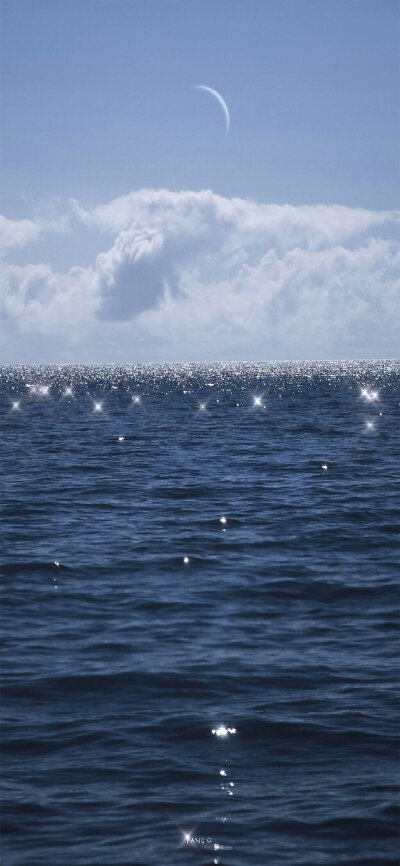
[1, 0, 399, 362]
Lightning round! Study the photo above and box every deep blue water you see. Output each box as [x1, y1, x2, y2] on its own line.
[1, 362, 399, 866]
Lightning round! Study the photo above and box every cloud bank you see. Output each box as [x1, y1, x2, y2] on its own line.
[1, 189, 399, 361]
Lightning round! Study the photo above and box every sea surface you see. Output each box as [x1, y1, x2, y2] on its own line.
[1, 362, 399, 866]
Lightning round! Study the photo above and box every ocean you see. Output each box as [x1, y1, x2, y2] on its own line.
[1, 361, 399, 865]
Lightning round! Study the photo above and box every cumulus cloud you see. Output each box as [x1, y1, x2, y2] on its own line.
[1, 189, 399, 360]
[0, 215, 43, 250]
[0, 211, 70, 253]
[74, 189, 398, 246]
[1, 263, 99, 335]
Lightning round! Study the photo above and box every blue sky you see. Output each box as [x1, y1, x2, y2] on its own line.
[1, 0, 399, 362]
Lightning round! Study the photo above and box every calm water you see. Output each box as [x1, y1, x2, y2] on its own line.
[1, 362, 399, 866]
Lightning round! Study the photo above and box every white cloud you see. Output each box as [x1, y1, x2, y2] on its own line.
[0, 215, 43, 250]
[0, 212, 70, 253]
[1, 263, 99, 335]
[1, 189, 399, 360]
[75, 189, 398, 247]
[137, 236, 400, 359]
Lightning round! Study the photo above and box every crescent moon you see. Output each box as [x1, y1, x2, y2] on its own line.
[192, 85, 230, 135]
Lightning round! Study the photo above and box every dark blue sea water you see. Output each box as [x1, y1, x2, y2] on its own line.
[1, 362, 399, 866]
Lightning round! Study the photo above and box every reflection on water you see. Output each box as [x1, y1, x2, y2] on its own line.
[1, 361, 399, 865]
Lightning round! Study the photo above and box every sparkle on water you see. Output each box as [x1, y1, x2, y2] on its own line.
[179, 827, 198, 848]
[212, 726, 237, 737]
[361, 386, 379, 401]
[2, 361, 398, 866]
